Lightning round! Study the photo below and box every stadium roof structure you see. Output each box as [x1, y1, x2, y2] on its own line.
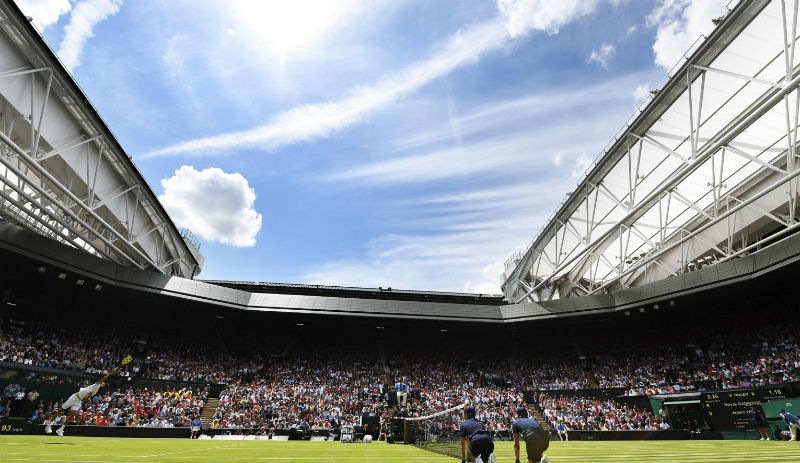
[503, 0, 800, 304]
[3, 0, 800, 323]
[203, 280, 505, 305]
[0, 2, 203, 279]
[7, 214, 800, 323]
[0, 220, 514, 323]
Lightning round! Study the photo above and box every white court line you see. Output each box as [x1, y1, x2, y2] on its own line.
[2, 460, 110, 463]
[141, 442, 248, 458]
[245, 458, 441, 461]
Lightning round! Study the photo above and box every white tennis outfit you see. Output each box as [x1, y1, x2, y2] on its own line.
[61, 383, 101, 411]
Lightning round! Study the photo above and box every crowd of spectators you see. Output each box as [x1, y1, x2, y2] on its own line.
[212, 353, 384, 431]
[0, 320, 131, 375]
[580, 326, 800, 396]
[0, 319, 263, 384]
[2, 313, 800, 433]
[539, 393, 666, 431]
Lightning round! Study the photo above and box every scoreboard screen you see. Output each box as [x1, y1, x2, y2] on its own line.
[702, 388, 785, 431]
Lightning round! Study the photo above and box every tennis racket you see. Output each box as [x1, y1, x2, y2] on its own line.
[98, 355, 132, 383]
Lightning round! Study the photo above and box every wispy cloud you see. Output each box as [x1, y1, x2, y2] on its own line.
[303, 177, 569, 293]
[142, 18, 508, 158]
[14, 0, 71, 31]
[308, 69, 652, 292]
[588, 43, 616, 69]
[58, 0, 124, 71]
[386, 69, 653, 155]
[328, 133, 545, 185]
[328, 71, 652, 186]
[303, 236, 509, 294]
[141, 0, 616, 159]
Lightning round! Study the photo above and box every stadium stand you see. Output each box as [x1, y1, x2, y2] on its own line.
[538, 393, 663, 431]
[2, 289, 799, 439]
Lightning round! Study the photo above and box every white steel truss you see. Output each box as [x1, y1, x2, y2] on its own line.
[0, 3, 202, 278]
[504, 0, 800, 303]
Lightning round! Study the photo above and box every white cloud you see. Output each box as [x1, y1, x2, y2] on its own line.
[588, 43, 616, 69]
[572, 153, 593, 178]
[633, 83, 652, 102]
[14, 0, 71, 30]
[158, 165, 262, 247]
[497, 0, 603, 36]
[141, 0, 617, 159]
[57, 0, 123, 71]
[552, 151, 592, 177]
[647, 0, 688, 25]
[552, 151, 566, 167]
[464, 258, 507, 294]
[647, 0, 729, 70]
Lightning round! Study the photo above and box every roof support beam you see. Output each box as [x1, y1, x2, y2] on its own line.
[516, 59, 800, 302]
[0, 131, 158, 271]
[669, 189, 714, 221]
[35, 135, 101, 163]
[0, 169, 127, 264]
[588, 167, 800, 295]
[724, 144, 786, 174]
[690, 64, 782, 88]
[631, 133, 689, 164]
[729, 195, 789, 226]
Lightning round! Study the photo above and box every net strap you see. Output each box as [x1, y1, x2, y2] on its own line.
[400, 402, 468, 421]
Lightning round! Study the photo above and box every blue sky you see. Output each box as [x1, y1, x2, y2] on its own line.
[15, 0, 731, 293]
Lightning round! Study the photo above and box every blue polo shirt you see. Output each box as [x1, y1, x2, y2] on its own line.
[460, 418, 490, 440]
[512, 417, 543, 438]
[782, 412, 800, 425]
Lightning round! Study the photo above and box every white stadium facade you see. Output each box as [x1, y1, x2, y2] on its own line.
[1, 0, 800, 323]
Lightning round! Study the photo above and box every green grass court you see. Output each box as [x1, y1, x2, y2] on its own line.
[0, 437, 797, 463]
